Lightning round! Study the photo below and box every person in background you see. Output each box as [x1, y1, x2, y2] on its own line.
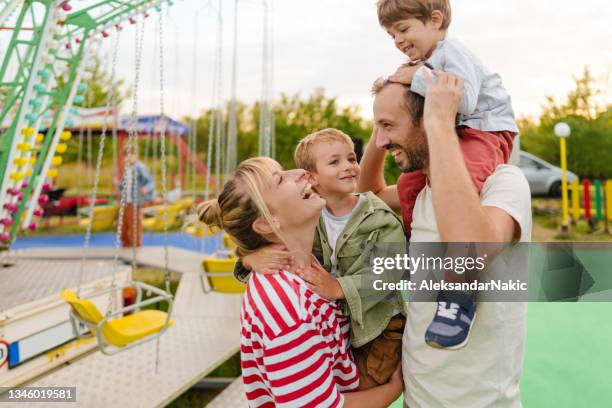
[118, 148, 155, 247]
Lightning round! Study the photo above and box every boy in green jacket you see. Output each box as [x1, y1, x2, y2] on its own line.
[235, 128, 407, 390]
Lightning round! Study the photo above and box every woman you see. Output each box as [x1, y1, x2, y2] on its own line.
[197, 157, 402, 407]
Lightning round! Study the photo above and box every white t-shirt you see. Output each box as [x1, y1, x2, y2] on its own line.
[403, 165, 532, 408]
[322, 194, 362, 276]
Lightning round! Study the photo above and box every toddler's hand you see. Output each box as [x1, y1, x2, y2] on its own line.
[243, 244, 293, 275]
[389, 62, 423, 85]
[295, 259, 344, 300]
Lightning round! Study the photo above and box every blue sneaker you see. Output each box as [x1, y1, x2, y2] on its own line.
[425, 291, 476, 350]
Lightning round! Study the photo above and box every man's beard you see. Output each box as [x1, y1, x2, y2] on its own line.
[397, 144, 428, 173]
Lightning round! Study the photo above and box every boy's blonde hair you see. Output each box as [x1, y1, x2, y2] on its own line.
[196, 157, 285, 257]
[294, 128, 354, 172]
[377, 0, 452, 30]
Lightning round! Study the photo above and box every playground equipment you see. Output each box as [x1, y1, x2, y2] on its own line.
[568, 178, 612, 232]
[60, 283, 172, 355]
[555, 123, 611, 233]
[0, 2, 181, 387]
[194, 0, 275, 296]
[0, 1, 24, 29]
[78, 204, 118, 231]
[555, 122, 571, 234]
[202, 0, 275, 201]
[62, 0, 177, 357]
[0, 0, 180, 245]
[142, 203, 182, 231]
[201, 252, 244, 294]
[0, 258, 131, 387]
[0, 0, 268, 401]
[224, 232, 237, 249]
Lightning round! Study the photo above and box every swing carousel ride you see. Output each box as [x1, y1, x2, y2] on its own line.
[0, 0, 273, 405]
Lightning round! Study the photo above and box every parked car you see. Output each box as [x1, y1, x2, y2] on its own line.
[518, 151, 578, 197]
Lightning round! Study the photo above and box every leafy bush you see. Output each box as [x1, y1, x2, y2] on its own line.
[520, 67, 612, 179]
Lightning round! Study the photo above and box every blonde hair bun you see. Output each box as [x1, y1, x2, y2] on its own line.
[197, 199, 223, 229]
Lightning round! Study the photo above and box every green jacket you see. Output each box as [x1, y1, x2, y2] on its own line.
[233, 192, 407, 348]
[313, 192, 406, 347]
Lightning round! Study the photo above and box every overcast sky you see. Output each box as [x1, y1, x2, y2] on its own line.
[94, 0, 612, 121]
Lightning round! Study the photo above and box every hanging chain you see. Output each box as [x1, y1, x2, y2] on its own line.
[109, 15, 146, 315]
[204, 1, 221, 201]
[225, 0, 238, 176]
[156, 3, 170, 373]
[131, 18, 146, 274]
[213, 0, 223, 193]
[159, 10, 170, 295]
[190, 12, 199, 199]
[258, 0, 271, 157]
[112, 114, 118, 189]
[269, 0, 275, 159]
[76, 118, 84, 213]
[87, 125, 93, 188]
[77, 31, 121, 296]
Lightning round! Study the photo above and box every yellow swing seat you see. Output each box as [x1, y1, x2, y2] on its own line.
[142, 204, 183, 231]
[174, 196, 195, 211]
[60, 284, 173, 355]
[201, 254, 245, 294]
[79, 205, 118, 231]
[185, 224, 221, 237]
[223, 233, 237, 249]
[103, 309, 171, 346]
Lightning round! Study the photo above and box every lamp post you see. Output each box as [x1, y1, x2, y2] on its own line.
[554, 122, 571, 237]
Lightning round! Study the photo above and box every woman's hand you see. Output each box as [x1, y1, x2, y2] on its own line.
[242, 244, 293, 275]
[295, 259, 344, 300]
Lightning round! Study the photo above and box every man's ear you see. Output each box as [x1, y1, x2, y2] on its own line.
[252, 217, 276, 236]
[429, 10, 444, 30]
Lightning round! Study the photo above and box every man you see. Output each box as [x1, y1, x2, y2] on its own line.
[118, 149, 155, 247]
[359, 70, 532, 407]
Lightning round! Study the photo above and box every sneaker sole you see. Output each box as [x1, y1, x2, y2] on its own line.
[425, 311, 477, 351]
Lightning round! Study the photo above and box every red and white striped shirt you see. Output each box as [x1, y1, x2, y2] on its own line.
[241, 270, 359, 407]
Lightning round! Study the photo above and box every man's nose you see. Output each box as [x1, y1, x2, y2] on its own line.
[374, 128, 391, 149]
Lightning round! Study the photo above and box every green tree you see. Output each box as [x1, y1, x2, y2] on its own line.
[188, 89, 405, 185]
[259, 88, 372, 169]
[58, 53, 131, 109]
[520, 67, 612, 179]
[61, 53, 131, 163]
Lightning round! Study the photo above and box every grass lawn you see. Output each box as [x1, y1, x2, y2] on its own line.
[389, 302, 612, 407]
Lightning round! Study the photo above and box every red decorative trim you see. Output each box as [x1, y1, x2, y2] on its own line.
[0, 339, 9, 369]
